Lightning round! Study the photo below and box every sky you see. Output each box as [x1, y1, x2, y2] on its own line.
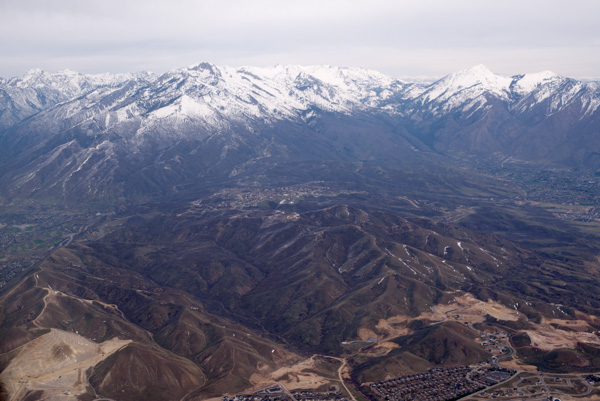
[1, 0, 599, 80]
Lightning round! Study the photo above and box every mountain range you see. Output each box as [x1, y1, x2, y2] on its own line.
[1, 63, 600, 401]
[1, 63, 599, 206]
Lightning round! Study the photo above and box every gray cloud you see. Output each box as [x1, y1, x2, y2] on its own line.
[1, 0, 599, 79]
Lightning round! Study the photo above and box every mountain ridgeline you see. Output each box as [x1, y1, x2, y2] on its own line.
[1, 63, 599, 205]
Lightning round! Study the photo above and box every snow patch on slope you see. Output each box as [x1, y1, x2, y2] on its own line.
[424, 65, 513, 102]
[512, 71, 560, 94]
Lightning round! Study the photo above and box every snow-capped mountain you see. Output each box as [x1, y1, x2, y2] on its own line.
[0, 68, 151, 130]
[1, 63, 599, 204]
[48, 63, 405, 134]
[3, 63, 598, 134]
[402, 64, 600, 119]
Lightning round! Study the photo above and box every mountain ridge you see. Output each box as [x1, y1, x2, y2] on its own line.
[1, 62, 600, 207]
[3, 63, 598, 129]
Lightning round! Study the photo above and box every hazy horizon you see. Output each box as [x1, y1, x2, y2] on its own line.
[1, 0, 599, 80]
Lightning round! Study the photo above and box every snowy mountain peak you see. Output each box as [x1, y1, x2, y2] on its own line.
[441, 64, 512, 93]
[133, 63, 408, 129]
[7, 68, 142, 91]
[462, 64, 495, 77]
[185, 62, 220, 74]
[511, 70, 562, 94]
[418, 65, 513, 108]
[16, 68, 49, 87]
[59, 68, 79, 76]
[23, 67, 44, 76]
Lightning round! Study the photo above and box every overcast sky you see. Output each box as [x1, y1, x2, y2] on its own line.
[1, 0, 599, 79]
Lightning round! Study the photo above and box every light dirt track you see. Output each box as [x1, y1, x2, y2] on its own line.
[357, 293, 521, 356]
[0, 329, 130, 401]
[428, 293, 520, 324]
[246, 355, 338, 393]
[371, 293, 520, 340]
[370, 293, 600, 354]
[525, 328, 600, 351]
[35, 269, 127, 322]
[237, 353, 357, 401]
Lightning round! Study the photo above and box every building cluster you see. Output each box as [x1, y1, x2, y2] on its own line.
[586, 374, 600, 383]
[223, 385, 349, 401]
[369, 366, 514, 401]
[556, 206, 600, 223]
[222, 396, 288, 401]
[0, 211, 98, 288]
[484, 164, 600, 207]
[0, 258, 39, 289]
[190, 184, 367, 212]
[478, 330, 509, 355]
